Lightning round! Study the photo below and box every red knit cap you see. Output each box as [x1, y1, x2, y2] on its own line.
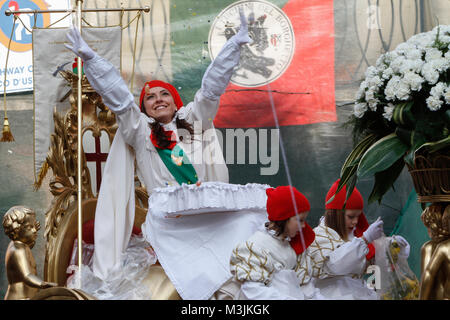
[266, 186, 314, 255]
[266, 186, 311, 221]
[325, 179, 370, 241]
[139, 80, 184, 112]
[325, 179, 364, 210]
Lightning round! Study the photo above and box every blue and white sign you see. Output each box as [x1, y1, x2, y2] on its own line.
[0, 0, 71, 93]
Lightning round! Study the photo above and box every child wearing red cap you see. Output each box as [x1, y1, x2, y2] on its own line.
[230, 186, 324, 300]
[308, 179, 391, 299]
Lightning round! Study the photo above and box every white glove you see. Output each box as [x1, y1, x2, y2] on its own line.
[363, 217, 384, 243]
[230, 7, 252, 46]
[393, 235, 410, 259]
[65, 27, 96, 62]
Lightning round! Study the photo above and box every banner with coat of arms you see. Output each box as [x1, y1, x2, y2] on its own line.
[0, 0, 71, 93]
[169, 0, 336, 128]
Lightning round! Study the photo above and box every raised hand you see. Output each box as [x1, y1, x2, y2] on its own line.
[393, 235, 410, 258]
[65, 27, 96, 61]
[363, 217, 384, 243]
[232, 7, 252, 46]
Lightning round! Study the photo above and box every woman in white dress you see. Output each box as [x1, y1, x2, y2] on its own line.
[64, 9, 271, 300]
[230, 186, 323, 300]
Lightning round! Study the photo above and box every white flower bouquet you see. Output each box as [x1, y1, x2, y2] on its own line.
[332, 25, 450, 205]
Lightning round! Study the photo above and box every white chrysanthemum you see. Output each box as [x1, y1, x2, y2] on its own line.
[445, 50, 450, 60]
[430, 82, 447, 98]
[425, 47, 443, 62]
[365, 66, 378, 79]
[384, 76, 401, 101]
[408, 33, 433, 47]
[365, 87, 378, 110]
[368, 100, 378, 111]
[439, 34, 450, 44]
[382, 103, 395, 121]
[391, 56, 407, 73]
[431, 57, 449, 73]
[354, 102, 368, 118]
[404, 48, 423, 61]
[403, 71, 424, 91]
[426, 95, 443, 111]
[395, 42, 416, 56]
[421, 62, 440, 84]
[395, 79, 411, 101]
[384, 51, 399, 64]
[355, 80, 368, 100]
[368, 75, 383, 88]
[399, 59, 424, 74]
[382, 67, 394, 80]
[375, 54, 388, 70]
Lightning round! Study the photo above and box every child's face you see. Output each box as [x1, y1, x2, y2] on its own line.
[17, 213, 40, 248]
[285, 211, 309, 238]
[344, 209, 362, 233]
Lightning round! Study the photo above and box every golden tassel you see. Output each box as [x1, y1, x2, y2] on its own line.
[34, 160, 49, 191]
[1, 117, 14, 142]
[1, 17, 17, 143]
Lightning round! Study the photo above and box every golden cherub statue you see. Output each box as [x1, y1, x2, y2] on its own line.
[2, 206, 57, 300]
[420, 203, 450, 300]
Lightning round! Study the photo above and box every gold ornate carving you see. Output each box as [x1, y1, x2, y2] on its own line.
[2, 206, 58, 299]
[420, 203, 450, 300]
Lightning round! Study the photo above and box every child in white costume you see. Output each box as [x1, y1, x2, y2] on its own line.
[64, 10, 270, 300]
[230, 186, 323, 300]
[309, 179, 410, 300]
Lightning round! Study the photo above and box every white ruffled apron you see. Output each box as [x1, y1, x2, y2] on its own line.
[142, 182, 269, 300]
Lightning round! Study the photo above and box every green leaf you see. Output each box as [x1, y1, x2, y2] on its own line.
[340, 133, 378, 176]
[404, 131, 427, 167]
[326, 165, 358, 205]
[343, 173, 357, 209]
[395, 127, 413, 147]
[327, 134, 378, 206]
[368, 158, 405, 204]
[357, 133, 409, 178]
[415, 135, 450, 155]
[392, 101, 416, 129]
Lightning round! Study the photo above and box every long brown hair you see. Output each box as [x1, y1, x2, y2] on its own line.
[150, 118, 194, 149]
[324, 209, 349, 241]
[141, 100, 194, 148]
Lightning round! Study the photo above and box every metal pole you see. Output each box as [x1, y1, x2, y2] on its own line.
[4, 7, 150, 16]
[76, 0, 83, 289]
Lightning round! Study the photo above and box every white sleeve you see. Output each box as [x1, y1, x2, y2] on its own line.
[185, 90, 220, 129]
[201, 38, 241, 101]
[295, 250, 314, 285]
[230, 241, 276, 285]
[83, 54, 136, 115]
[323, 238, 369, 276]
[240, 281, 296, 300]
[83, 54, 146, 149]
[188, 37, 241, 126]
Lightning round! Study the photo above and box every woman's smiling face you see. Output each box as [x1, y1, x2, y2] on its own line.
[143, 86, 177, 124]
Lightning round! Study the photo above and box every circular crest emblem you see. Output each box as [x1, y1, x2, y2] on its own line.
[0, 0, 50, 52]
[208, 0, 295, 88]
